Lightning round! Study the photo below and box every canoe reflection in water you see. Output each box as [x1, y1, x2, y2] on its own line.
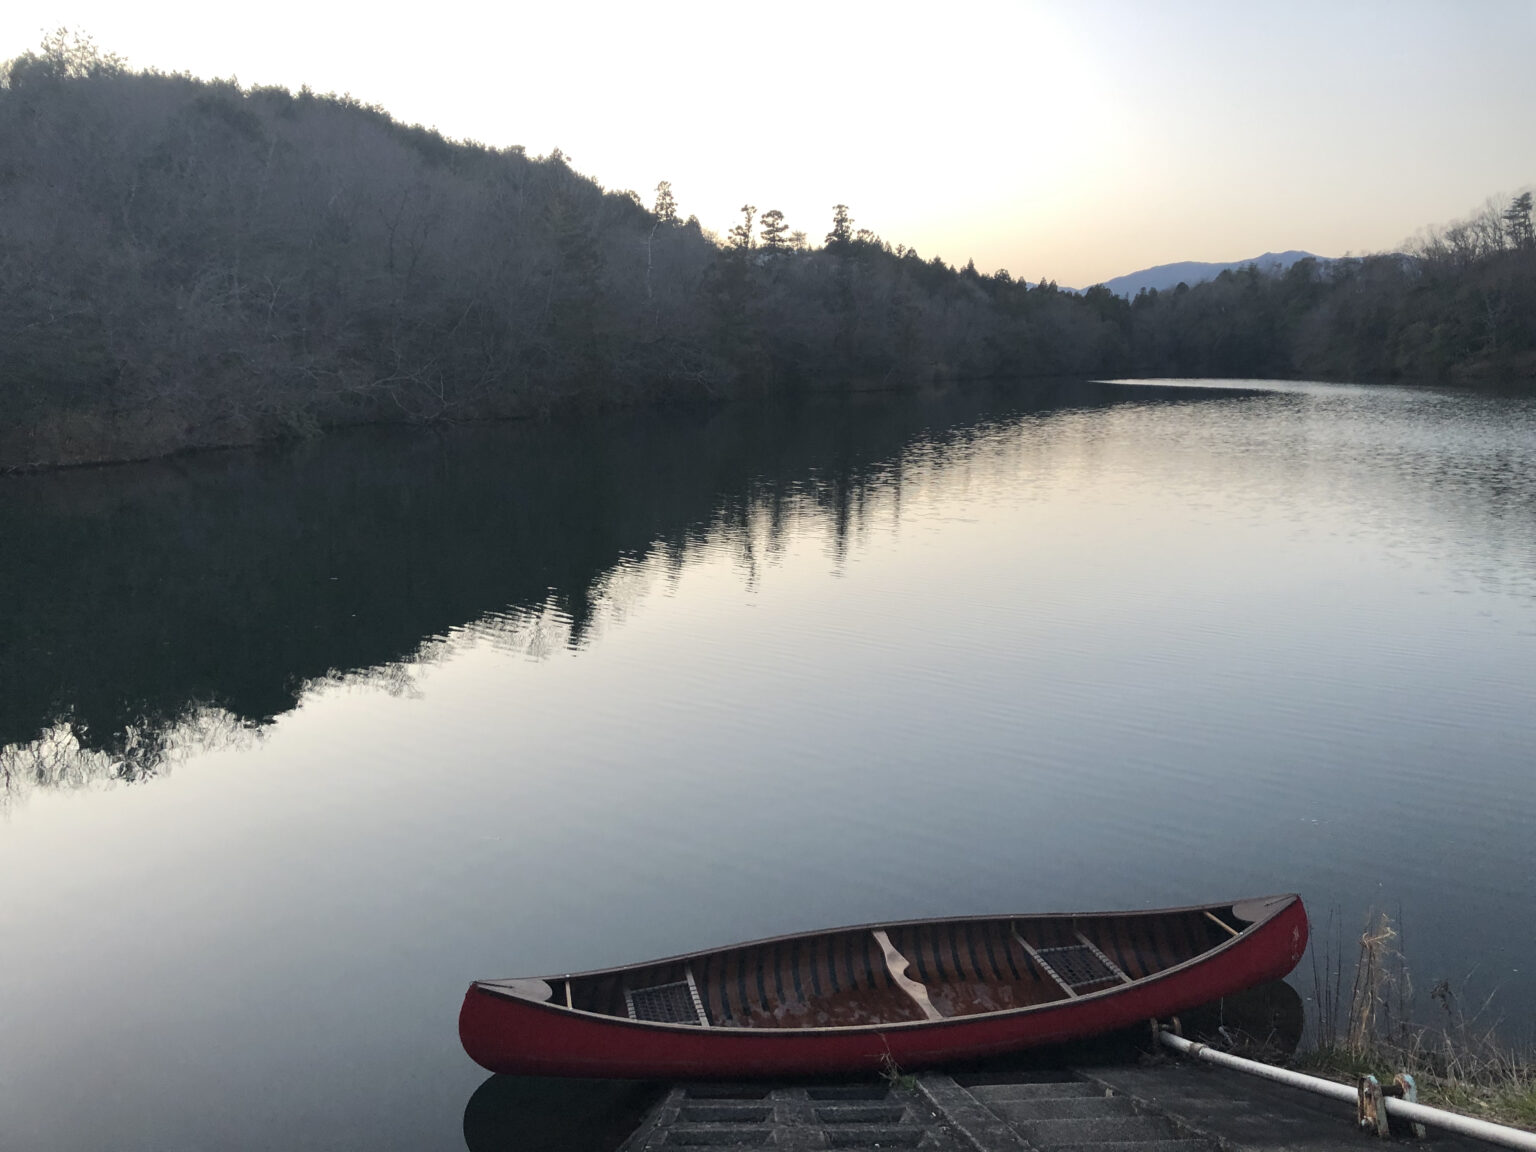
[460, 895, 1308, 1080]
[462, 1076, 662, 1152]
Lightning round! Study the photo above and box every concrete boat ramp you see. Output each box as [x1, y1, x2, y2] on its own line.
[618, 1057, 1498, 1151]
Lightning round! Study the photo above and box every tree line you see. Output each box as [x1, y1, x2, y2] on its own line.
[1, 33, 1532, 469]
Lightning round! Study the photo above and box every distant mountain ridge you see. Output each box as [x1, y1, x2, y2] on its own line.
[1077, 250, 1326, 297]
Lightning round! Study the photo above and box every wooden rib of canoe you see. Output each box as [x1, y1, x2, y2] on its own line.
[458, 894, 1307, 1079]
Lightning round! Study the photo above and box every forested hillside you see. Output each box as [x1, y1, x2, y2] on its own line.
[1125, 217, 1536, 382]
[2, 35, 1533, 468]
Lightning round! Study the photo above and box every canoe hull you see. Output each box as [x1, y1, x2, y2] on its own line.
[459, 895, 1307, 1079]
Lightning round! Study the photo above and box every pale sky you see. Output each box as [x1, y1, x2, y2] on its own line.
[3, 0, 1533, 286]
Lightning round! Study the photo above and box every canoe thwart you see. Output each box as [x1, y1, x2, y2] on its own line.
[1204, 911, 1241, 937]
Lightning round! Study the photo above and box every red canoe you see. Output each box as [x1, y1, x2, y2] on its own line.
[459, 893, 1307, 1079]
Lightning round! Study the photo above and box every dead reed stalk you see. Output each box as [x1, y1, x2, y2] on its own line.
[1302, 908, 1535, 1129]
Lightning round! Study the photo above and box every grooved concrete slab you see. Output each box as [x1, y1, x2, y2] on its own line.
[618, 1054, 1518, 1150]
[986, 1096, 1140, 1120]
[915, 1075, 1032, 1152]
[968, 1082, 1104, 1103]
[965, 1068, 1217, 1151]
[618, 1081, 972, 1151]
[619, 1071, 1221, 1151]
[1007, 1114, 1182, 1142]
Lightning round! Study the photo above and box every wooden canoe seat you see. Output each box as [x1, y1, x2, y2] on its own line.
[871, 930, 943, 1021]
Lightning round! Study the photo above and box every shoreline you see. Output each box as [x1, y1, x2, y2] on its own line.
[5, 370, 1531, 476]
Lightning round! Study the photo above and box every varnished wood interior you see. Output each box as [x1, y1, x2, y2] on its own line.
[565, 908, 1237, 1029]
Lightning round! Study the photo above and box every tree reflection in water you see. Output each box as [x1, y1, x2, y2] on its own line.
[0, 706, 257, 812]
[3, 381, 1160, 797]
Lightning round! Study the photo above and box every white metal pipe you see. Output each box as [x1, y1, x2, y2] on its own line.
[1158, 1030, 1356, 1103]
[1159, 1030, 1536, 1151]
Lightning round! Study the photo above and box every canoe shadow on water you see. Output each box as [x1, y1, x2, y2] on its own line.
[460, 980, 1304, 1151]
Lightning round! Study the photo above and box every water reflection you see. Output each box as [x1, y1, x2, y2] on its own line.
[1, 379, 1204, 798]
[3, 377, 1535, 1152]
[1178, 980, 1306, 1060]
[462, 1076, 661, 1152]
[0, 707, 256, 813]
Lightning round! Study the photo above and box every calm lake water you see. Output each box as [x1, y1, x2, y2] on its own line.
[2, 378, 1534, 1150]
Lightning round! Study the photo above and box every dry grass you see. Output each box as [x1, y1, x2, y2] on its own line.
[1297, 910, 1536, 1131]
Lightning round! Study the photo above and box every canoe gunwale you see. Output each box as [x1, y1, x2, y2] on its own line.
[470, 894, 1299, 1038]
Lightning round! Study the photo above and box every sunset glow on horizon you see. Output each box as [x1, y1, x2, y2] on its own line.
[3, 0, 1532, 287]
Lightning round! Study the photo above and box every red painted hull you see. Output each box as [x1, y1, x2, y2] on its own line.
[459, 895, 1307, 1079]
